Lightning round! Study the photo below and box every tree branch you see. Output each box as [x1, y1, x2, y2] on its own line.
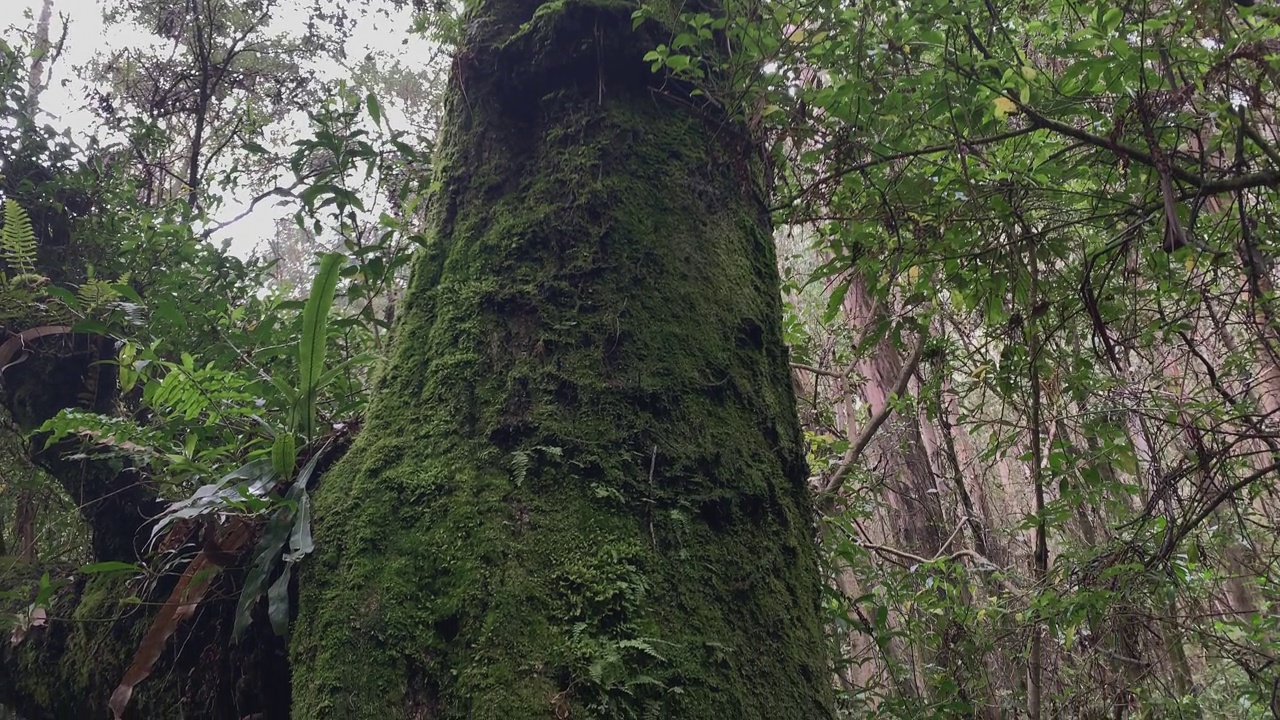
[1020, 105, 1280, 194]
[773, 126, 1039, 212]
[789, 362, 845, 379]
[199, 180, 303, 240]
[1152, 460, 1280, 567]
[821, 337, 925, 495]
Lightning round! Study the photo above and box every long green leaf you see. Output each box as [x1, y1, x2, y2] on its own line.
[313, 352, 376, 390]
[266, 565, 292, 637]
[297, 253, 343, 442]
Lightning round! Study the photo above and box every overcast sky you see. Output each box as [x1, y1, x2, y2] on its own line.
[7, 0, 433, 258]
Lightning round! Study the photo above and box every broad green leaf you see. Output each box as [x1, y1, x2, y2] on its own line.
[823, 280, 850, 324]
[289, 492, 314, 557]
[45, 286, 79, 310]
[71, 319, 111, 335]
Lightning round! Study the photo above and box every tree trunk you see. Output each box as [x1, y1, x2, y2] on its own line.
[11, 491, 35, 562]
[290, 1, 835, 718]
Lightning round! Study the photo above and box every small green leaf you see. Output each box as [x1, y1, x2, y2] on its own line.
[823, 281, 850, 324]
[1102, 7, 1123, 31]
[993, 97, 1017, 120]
[666, 54, 692, 72]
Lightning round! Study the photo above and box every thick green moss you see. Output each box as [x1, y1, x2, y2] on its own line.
[291, 1, 834, 718]
[1, 571, 182, 719]
[2, 561, 291, 719]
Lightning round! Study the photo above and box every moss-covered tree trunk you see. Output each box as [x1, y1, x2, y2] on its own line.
[290, 0, 835, 718]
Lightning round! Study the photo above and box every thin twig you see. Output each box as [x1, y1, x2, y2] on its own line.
[789, 362, 845, 379]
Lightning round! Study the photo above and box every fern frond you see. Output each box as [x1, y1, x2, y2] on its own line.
[7, 272, 46, 288]
[143, 360, 258, 424]
[77, 279, 118, 313]
[1, 199, 38, 278]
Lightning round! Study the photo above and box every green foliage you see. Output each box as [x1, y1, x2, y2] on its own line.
[3, 43, 417, 664]
[12, 0, 1280, 712]
[638, 0, 1280, 713]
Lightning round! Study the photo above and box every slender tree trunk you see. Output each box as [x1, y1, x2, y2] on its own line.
[22, 0, 54, 119]
[185, 0, 209, 212]
[11, 491, 35, 562]
[827, 275, 941, 701]
[1027, 272, 1046, 720]
[840, 277, 946, 555]
[290, 2, 835, 718]
[932, 377, 991, 560]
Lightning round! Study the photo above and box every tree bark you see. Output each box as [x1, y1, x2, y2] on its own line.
[289, 1, 835, 718]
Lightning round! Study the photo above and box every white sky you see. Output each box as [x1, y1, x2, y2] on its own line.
[7, 0, 435, 258]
